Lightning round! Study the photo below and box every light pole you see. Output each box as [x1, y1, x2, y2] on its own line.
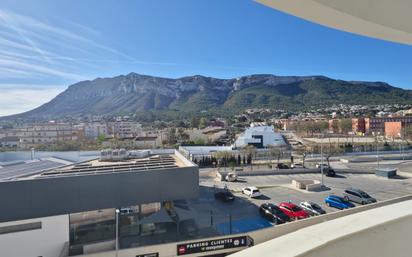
[399, 131, 405, 161]
[115, 209, 120, 257]
[374, 132, 380, 168]
[320, 136, 324, 186]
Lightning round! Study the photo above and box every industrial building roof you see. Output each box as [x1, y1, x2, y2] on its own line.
[0, 159, 70, 181]
[37, 152, 191, 178]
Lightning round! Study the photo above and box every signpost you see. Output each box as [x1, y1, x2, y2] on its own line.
[177, 235, 254, 256]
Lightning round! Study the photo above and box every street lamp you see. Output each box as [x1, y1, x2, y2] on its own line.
[319, 135, 324, 186]
[399, 131, 405, 161]
[373, 132, 380, 168]
[115, 209, 120, 257]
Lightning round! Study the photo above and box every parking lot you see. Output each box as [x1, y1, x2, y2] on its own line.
[190, 170, 412, 227]
[70, 167, 412, 249]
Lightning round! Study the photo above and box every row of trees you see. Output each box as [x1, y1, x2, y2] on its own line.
[193, 145, 286, 170]
[193, 153, 252, 168]
[289, 119, 352, 136]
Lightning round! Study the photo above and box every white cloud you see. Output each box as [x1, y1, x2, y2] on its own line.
[0, 85, 65, 116]
[0, 57, 87, 81]
[0, 8, 176, 117]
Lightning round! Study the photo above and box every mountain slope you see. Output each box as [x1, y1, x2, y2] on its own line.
[4, 73, 412, 120]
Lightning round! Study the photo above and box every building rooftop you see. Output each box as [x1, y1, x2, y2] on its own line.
[0, 158, 71, 181]
[0, 149, 198, 223]
[36, 151, 192, 178]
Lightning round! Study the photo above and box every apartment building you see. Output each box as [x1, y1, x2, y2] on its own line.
[351, 118, 366, 134]
[82, 122, 109, 140]
[109, 121, 142, 138]
[18, 124, 80, 148]
[384, 121, 403, 139]
[352, 117, 412, 138]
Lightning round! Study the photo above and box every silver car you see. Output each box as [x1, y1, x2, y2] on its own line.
[299, 201, 326, 216]
[343, 188, 377, 205]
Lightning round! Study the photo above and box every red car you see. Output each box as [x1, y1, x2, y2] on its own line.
[279, 202, 309, 220]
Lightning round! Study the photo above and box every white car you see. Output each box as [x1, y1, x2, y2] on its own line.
[225, 172, 238, 182]
[315, 163, 329, 169]
[291, 163, 304, 169]
[242, 186, 261, 198]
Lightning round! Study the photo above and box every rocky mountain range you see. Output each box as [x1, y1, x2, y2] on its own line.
[4, 73, 412, 121]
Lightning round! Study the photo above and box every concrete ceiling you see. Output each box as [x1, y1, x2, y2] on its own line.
[256, 0, 412, 45]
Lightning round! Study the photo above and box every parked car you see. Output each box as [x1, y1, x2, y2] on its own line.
[325, 195, 355, 209]
[214, 191, 235, 202]
[343, 188, 377, 205]
[316, 163, 329, 169]
[325, 168, 336, 177]
[299, 201, 326, 216]
[279, 202, 309, 220]
[225, 172, 238, 182]
[259, 203, 291, 224]
[242, 186, 262, 198]
[291, 163, 305, 169]
[276, 163, 290, 169]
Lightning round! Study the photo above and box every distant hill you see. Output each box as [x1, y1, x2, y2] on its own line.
[3, 73, 412, 121]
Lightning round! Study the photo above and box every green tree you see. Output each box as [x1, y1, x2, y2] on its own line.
[268, 146, 282, 166]
[166, 128, 177, 145]
[96, 134, 106, 144]
[241, 145, 256, 171]
[199, 117, 207, 129]
[191, 117, 200, 128]
[193, 137, 205, 145]
[340, 118, 352, 134]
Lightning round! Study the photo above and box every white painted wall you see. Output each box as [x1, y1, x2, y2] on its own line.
[0, 215, 69, 257]
[233, 125, 285, 148]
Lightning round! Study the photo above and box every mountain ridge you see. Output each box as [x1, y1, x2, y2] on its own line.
[3, 73, 411, 121]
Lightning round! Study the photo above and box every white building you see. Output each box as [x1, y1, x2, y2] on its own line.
[18, 123, 80, 148]
[83, 123, 109, 140]
[233, 123, 286, 148]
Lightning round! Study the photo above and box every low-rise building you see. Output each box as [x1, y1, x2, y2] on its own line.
[233, 123, 286, 149]
[133, 136, 162, 148]
[18, 123, 80, 148]
[0, 136, 19, 147]
[0, 150, 198, 257]
[385, 121, 403, 139]
[365, 117, 412, 135]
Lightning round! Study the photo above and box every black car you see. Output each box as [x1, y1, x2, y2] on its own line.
[214, 191, 235, 202]
[259, 203, 291, 224]
[325, 168, 336, 177]
[276, 163, 290, 169]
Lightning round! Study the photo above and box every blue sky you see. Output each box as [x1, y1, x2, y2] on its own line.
[0, 0, 412, 116]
